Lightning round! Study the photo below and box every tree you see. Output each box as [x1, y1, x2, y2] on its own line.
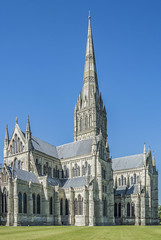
[159, 205, 161, 224]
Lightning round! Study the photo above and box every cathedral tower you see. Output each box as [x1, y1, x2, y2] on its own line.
[74, 14, 107, 144]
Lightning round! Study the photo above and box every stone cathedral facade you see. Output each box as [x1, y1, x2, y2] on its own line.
[0, 15, 159, 226]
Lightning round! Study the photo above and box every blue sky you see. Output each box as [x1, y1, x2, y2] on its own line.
[0, 0, 161, 204]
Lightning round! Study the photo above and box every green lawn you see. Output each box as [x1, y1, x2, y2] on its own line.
[0, 226, 161, 240]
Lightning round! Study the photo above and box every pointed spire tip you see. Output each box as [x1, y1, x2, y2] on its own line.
[88, 10, 91, 19]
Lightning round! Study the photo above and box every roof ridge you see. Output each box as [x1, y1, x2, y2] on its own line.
[113, 153, 144, 160]
[56, 138, 92, 148]
[32, 136, 57, 148]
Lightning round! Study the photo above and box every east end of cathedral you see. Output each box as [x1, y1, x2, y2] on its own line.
[0, 15, 159, 226]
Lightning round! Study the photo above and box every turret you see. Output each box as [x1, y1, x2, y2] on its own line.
[152, 151, 156, 167]
[4, 124, 9, 158]
[25, 115, 31, 141]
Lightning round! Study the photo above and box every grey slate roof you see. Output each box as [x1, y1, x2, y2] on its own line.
[61, 176, 86, 189]
[48, 177, 62, 187]
[6, 166, 39, 184]
[32, 136, 58, 159]
[112, 154, 145, 171]
[47, 176, 87, 188]
[57, 139, 92, 159]
[115, 185, 138, 196]
[31, 137, 92, 160]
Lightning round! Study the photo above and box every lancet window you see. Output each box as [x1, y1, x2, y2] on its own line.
[23, 193, 27, 214]
[37, 194, 40, 214]
[60, 198, 63, 215]
[49, 197, 53, 215]
[72, 163, 80, 177]
[63, 165, 69, 178]
[2, 188, 7, 213]
[114, 203, 117, 217]
[74, 195, 83, 215]
[36, 159, 42, 175]
[65, 199, 69, 215]
[18, 192, 22, 213]
[103, 197, 107, 216]
[132, 203, 135, 217]
[82, 161, 91, 176]
[10, 135, 23, 155]
[102, 166, 106, 180]
[32, 194, 36, 214]
[118, 203, 121, 217]
[127, 202, 130, 217]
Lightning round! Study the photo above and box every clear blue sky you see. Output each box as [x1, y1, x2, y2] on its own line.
[0, 0, 161, 204]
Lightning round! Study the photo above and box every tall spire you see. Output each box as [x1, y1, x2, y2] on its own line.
[82, 13, 99, 104]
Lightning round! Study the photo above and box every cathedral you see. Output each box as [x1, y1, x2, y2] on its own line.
[0, 15, 159, 226]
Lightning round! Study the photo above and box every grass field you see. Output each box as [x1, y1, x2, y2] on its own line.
[0, 226, 161, 240]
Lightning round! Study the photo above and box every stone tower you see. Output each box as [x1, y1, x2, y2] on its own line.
[74, 14, 107, 144]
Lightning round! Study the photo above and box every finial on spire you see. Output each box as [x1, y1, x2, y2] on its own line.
[144, 142, 146, 154]
[26, 115, 31, 139]
[152, 151, 156, 166]
[5, 124, 9, 141]
[16, 116, 18, 124]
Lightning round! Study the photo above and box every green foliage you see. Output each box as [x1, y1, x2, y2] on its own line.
[0, 226, 161, 240]
[159, 205, 161, 223]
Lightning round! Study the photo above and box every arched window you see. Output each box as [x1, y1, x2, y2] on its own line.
[85, 116, 88, 129]
[15, 135, 18, 153]
[18, 192, 22, 213]
[103, 198, 107, 216]
[74, 198, 78, 215]
[32, 194, 35, 214]
[49, 197, 53, 215]
[65, 199, 69, 215]
[3, 189, 7, 213]
[60, 198, 63, 215]
[37, 194, 40, 214]
[78, 195, 83, 215]
[118, 178, 121, 186]
[134, 174, 136, 184]
[127, 202, 130, 217]
[118, 203, 121, 217]
[62, 169, 64, 178]
[124, 177, 126, 185]
[23, 193, 27, 214]
[132, 203, 135, 217]
[114, 203, 117, 217]
[121, 175, 124, 186]
[131, 176, 133, 185]
[13, 140, 15, 154]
